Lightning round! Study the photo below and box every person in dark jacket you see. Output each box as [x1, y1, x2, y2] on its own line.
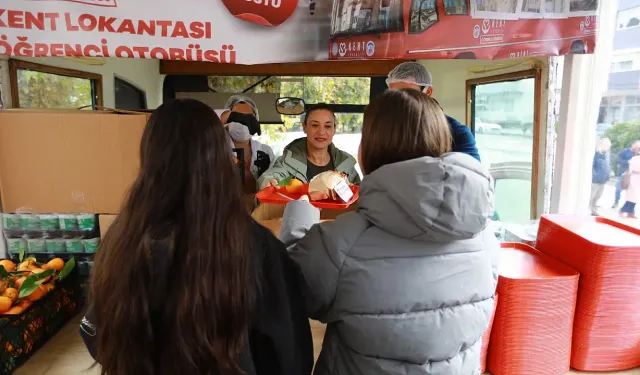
[386, 61, 481, 161]
[590, 138, 611, 215]
[613, 141, 640, 208]
[79, 99, 313, 375]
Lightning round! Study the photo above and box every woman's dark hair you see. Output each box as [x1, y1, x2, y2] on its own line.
[302, 103, 338, 126]
[90, 99, 253, 375]
[360, 89, 452, 175]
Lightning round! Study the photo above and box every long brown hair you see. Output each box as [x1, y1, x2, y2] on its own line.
[360, 89, 452, 175]
[90, 99, 254, 375]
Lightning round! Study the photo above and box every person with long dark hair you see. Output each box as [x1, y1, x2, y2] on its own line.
[79, 99, 314, 375]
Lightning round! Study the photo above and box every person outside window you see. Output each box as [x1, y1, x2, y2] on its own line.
[612, 141, 640, 208]
[590, 138, 611, 216]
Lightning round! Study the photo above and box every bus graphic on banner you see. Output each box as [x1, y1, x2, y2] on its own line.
[328, 0, 597, 60]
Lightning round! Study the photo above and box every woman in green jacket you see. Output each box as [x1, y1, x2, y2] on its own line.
[257, 104, 361, 189]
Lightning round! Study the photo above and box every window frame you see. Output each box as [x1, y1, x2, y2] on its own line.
[465, 69, 542, 219]
[9, 59, 103, 109]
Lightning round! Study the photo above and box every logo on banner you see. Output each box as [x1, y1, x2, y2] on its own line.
[366, 41, 375, 57]
[338, 43, 347, 57]
[27, 0, 118, 6]
[222, 0, 299, 27]
[482, 19, 491, 34]
[332, 43, 339, 56]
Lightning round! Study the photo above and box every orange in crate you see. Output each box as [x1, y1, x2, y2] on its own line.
[536, 215, 640, 372]
[487, 243, 579, 375]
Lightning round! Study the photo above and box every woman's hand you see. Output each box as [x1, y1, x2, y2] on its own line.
[269, 179, 278, 187]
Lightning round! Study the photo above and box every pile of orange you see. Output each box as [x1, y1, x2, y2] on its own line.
[0, 258, 65, 316]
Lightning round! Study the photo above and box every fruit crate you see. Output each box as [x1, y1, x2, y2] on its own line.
[6, 253, 94, 302]
[0, 269, 81, 375]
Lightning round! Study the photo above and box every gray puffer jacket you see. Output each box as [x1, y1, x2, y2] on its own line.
[280, 153, 500, 375]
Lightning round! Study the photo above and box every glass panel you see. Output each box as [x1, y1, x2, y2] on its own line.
[474, 78, 535, 224]
[280, 76, 371, 105]
[409, 0, 438, 34]
[208, 76, 278, 93]
[207, 76, 371, 105]
[17, 69, 94, 109]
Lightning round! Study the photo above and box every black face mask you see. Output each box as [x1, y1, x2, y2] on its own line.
[227, 112, 261, 136]
[254, 150, 271, 177]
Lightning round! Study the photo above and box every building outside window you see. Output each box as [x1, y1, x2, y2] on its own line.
[617, 5, 640, 30]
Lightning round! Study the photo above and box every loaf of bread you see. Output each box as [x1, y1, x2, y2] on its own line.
[308, 171, 349, 201]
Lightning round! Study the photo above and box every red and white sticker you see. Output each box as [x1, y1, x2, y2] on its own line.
[221, 0, 298, 28]
[334, 180, 353, 203]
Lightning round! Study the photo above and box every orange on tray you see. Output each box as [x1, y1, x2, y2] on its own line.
[255, 184, 359, 209]
[487, 243, 579, 375]
[536, 215, 640, 372]
[284, 178, 305, 194]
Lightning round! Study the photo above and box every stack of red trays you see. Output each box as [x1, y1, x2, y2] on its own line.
[536, 215, 640, 372]
[487, 243, 579, 375]
[480, 294, 497, 374]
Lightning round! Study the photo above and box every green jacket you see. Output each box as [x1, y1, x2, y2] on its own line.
[257, 138, 361, 189]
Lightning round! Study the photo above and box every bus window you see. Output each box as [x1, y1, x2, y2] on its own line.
[443, 0, 468, 16]
[331, 0, 404, 37]
[410, 0, 438, 34]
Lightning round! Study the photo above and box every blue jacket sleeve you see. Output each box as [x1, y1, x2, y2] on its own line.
[446, 116, 481, 162]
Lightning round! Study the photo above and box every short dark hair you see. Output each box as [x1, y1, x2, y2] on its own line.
[360, 89, 452, 175]
[302, 103, 338, 126]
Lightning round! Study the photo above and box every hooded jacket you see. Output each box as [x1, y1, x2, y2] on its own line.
[257, 137, 361, 189]
[592, 151, 611, 184]
[279, 153, 499, 375]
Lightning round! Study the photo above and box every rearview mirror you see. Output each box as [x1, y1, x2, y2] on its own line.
[276, 97, 305, 115]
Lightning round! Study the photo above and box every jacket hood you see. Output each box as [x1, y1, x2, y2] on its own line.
[358, 153, 494, 241]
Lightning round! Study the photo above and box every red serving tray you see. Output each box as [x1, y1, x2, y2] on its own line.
[255, 184, 359, 209]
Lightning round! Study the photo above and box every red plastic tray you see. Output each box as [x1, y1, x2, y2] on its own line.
[487, 243, 579, 375]
[255, 184, 359, 209]
[536, 215, 640, 372]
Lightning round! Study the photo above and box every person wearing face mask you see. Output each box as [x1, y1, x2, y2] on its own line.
[216, 95, 276, 195]
[386, 62, 481, 162]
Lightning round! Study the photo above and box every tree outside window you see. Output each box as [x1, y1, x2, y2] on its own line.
[9, 60, 103, 109]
